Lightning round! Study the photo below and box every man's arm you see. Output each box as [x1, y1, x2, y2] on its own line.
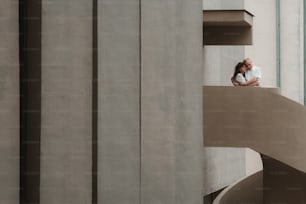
[240, 77, 259, 86]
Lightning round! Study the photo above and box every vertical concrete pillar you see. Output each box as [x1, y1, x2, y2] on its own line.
[141, 0, 203, 203]
[280, 0, 304, 103]
[0, 1, 19, 203]
[40, 1, 93, 204]
[98, 0, 203, 203]
[98, 0, 140, 204]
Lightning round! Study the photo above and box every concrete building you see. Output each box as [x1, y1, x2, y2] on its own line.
[203, 0, 305, 203]
[0, 0, 304, 203]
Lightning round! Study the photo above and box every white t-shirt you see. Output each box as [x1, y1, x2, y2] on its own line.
[245, 66, 262, 81]
[235, 73, 246, 83]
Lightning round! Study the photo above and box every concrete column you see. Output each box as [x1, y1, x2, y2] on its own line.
[0, 1, 19, 203]
[280, 0, 304, 103]
[98, 1, 140, 204]
[40, 1, 93, 204]
[141, 0, 203, 203]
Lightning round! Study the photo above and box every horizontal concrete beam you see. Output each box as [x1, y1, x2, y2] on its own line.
[203, 10, 253, 26]
[203, 10, 253, 45]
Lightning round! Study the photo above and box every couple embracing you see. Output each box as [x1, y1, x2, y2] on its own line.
[232, 58, 262, 87]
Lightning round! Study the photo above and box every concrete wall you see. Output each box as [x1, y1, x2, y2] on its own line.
[202, 0, 246, 86]
[245, 0, 277, 88]
[99, 0, 203, 204]
[203, 0, 244, 10]
[245, 0, 304, 102]
[40, 1, 93, 203]
[0, 1, 19, 203]
[141, 1, 203, 203]
[244, 0, 304, 180]
[98, 0, 140, 203]
[203, 148, 245, 195]
[243, 0, 304, 181]
[203, 0, 251, 196]
[279, 0, 304, 103]
[203, 0, 304, 196]
[203, 46, 245, 86]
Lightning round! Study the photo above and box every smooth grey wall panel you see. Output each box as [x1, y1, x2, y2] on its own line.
[40, 1, 92, 203]
[141, 0, 203, 203]
[202, 0, 244, 9]
[0, 1, 19, 203]
[98, 0, 140, 203]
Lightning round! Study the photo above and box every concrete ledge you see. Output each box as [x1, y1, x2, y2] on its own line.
[203, 10, 253, 26]
[203, 10, 254, 45]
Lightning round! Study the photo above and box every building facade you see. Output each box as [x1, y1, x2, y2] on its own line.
[0, 0, 304, 203]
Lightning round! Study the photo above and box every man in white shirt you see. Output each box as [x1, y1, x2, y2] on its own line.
[243, 58, 262, 86]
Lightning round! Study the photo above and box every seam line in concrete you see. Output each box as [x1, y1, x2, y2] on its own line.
[139, 0, 142, 203]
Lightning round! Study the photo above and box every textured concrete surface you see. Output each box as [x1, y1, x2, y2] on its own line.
[0, 1, 19, 203]
[98, 1, 140, 204]
[245, 0, 277, 88]
[98, 0, 203, 203]
[203, 0, 244, 10]
[202, 0, 264, 196]
[141, 0, 203, 203]
[279, 0, 304, 103]
[203, 46, 245, 86]
[204, 86, 306, 172]
[214, 171, 263, 204]
[245, 0, 304, 102]
[203, 148, 245, 195]
[203, 0, 247, 196]
[245, 148, 262, 176]
[40, 1, 92, 203]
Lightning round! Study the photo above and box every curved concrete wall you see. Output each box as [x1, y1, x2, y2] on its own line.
[215, 156, 306, 203]
[204, 86, 306, 172]
[0, 1, 19, 203]
[203, 147, 245, 195]
[41, 1, 93, 203]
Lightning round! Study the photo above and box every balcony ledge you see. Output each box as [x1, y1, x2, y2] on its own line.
[203, 10, 254, 27]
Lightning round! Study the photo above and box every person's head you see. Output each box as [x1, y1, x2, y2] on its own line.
[233, 62, 246, 77]
[243, 58, 253, 70]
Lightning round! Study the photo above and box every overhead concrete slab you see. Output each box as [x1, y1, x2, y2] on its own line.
[203, 10, 254, 45]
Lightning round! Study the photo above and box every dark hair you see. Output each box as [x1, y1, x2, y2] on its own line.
[233, 62, 245, 78]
